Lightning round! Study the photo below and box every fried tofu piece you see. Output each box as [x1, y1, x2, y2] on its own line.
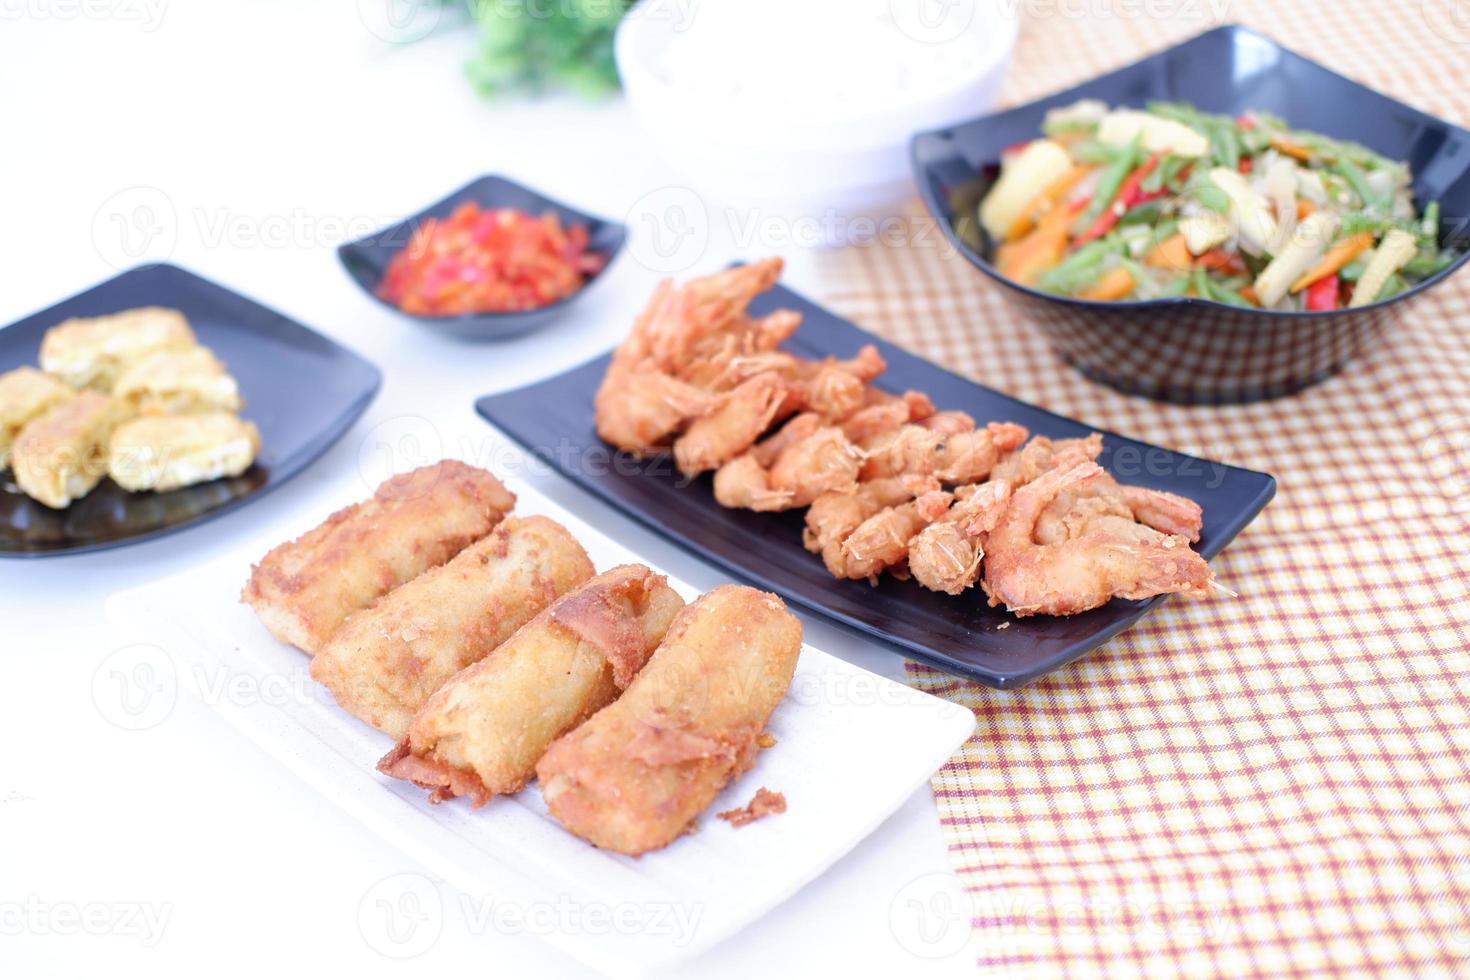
[108, 412, 261, 493]
[0, 366, 74, 470]
[11, 391, 133, 508]
[537, 584, 801, 855]
[378, 565, 684, 804]
[242, 461, 516, 655]
[40, 307, 197, 391]
[312, 516, 596, 738]
[113, 346, 242, 415]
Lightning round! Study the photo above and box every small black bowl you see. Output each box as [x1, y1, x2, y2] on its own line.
[912, 25, 1470, 404]
[338, 175, 627, 341]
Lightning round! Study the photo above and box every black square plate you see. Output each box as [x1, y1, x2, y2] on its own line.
[338, 175, 627, 341]
[1, 263, 381, 557]
[476, 279, 1275, 687]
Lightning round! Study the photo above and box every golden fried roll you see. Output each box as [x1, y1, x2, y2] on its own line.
[114, 346, 242, 415]
[536, 584, 802, 855]
[313, 516, 596, 738]
[0, 366, 73, 470]
[11, 391, 132, 508]
[109, 412, 260, 492]
[40, 306, 196, 391]
[242, 461, 516, 654]
[378, 564, 684, 804]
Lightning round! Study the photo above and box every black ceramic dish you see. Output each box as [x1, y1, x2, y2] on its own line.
[338, 175, 627, 341]
[912, 24, 1470, 404]
[0, 264, 381, 557]
[476, 276, 1276, 688]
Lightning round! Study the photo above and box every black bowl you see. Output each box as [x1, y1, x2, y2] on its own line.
[911, 24, 1470, 404]
[337, 175, 627, 341]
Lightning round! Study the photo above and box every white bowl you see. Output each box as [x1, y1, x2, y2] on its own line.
[616, 0, 1017, 244]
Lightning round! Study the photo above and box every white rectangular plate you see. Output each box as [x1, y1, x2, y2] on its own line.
[104, 474, 975, 977]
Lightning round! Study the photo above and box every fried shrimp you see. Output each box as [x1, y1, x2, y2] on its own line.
[836, 489, 954, 582]
[673, 371, 788, 476]
[802, 475, 939, 576]
[713, 425, 861, 511]
[594, 259, 798, 454]
[860, 420, 1028, 483]
[592, 370, 715, 455]
[1001, 434, 1203, 545]
[838, 390, 934, 444]
[908, 481, 1013, 595]
[990, 433, 1104, 489]
[983, 461, 1213, 616]
[593, 259, 1213, 610]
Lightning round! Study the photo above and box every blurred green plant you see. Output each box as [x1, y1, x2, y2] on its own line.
[461, 0, 634, 98]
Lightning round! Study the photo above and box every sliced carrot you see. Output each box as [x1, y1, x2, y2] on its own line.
[1144, 232, 1192, 271]
[1076, 266, 1135, 301]
[1003, 165, 1092, 242]
[1271, 136, 1313, 161]
[1290, 230, 1373, 293]
[998, 202, 1075, 283]
[1238, 285, 1260, 306]
[1195, 249, 1248, 277]
[1294, 198, 1315, 220]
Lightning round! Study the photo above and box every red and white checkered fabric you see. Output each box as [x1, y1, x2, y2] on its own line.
[815, 2, 1470, 974]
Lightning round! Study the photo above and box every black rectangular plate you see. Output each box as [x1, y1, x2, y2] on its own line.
[1, 263, 381, 557]
[476, 281, 1275, 687]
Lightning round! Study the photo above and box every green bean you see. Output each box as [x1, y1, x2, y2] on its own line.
[1036, 240, 1120, 294]
[1210, 121, 1241, 171]
[1402, 252, 1452, 280]
[1117, 200, 1166, 227]
[1159, 275, 1192, 298]
[1421, 200, 1440, 242]
[1334, 160, 1384, 211]
[1376, 273, 1409, 302]
[1073, 136, 1141, 233]
[1340, 212, 1402, 238]
[1069, 139, 1117, 164]
[1043, 118, 1097, 138]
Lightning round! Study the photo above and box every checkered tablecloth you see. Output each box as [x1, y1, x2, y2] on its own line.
[814, 3, 1470, 975]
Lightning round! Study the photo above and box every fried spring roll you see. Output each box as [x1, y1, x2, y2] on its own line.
[536, 584, 802, 855]
[242, 461, 515, 654]
[312, 516, 595, 738]
[379, 565, 685, 804]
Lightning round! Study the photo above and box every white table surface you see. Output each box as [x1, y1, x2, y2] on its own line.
[0, 5, 984, 977]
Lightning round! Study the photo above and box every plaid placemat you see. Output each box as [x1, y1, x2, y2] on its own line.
[814, 3, 1470, 975]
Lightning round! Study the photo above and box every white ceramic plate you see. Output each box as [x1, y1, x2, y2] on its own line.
[104, 474, 975, 977]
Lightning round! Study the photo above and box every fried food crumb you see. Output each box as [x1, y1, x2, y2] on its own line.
[717, 787, 786, 828]
[756, 732, 776, 749]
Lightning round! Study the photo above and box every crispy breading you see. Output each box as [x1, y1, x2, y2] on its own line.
[378, 564, 684, 803]
[717, 787, 786, 827]
[241, 461, 516, 654]
[312, 516, 595, 738]
[536, 584, 801, 855]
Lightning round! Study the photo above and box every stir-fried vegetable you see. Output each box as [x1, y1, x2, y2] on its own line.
[979, 99, 1455, 309]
